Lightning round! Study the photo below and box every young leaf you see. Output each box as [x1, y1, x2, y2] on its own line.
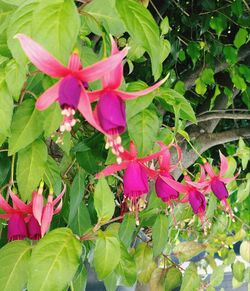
[94, 178, 115, 224]
[28, 228, 82, 291]
[127, 108, 160, 157]
[94, 231, 121, 280]
[8, 99, 44, 155]
[116, 0, 162, 80]
[0, 241, 31, 291]
[152, 214, 169, 257]
[17, 139, 48, 201]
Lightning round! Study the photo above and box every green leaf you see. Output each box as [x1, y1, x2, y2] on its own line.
[0, 241, 31, 291]
[152, 214, 169, 257]
[231, 0, 243, 17]
[187, 42, 200, 66]
[234, 28, 248, 49]
[165, 267, 182, 291]
[84, 0, 125, 36]
[69, 202, 92, 236]
[224, 46, 238, 65]
[0, 78, 13, 136]
[237, 178, 250, 203]
[28, 228, 81, 291]
[68, 170, 86, 225]
[195, 78, 207, 95]
[94, 178, 115, 224]
[5, 60, 26, 101]
[200, 68, 215, 85]
[104, 272, 117, 291]
[160, 16, 169, 35]
[42, 103, 62, 137]
[209, 16, 227, 37]
[127, 108, 159, 157]
[173, 241, 207, 262]
[94, 231, 121, 280]
[134, 242, 157, 283]
[231, 73, 247, 91]
[17, 139, 47, 201]
[158, 88, 196, 123]
[43, 156, 61, 195]
[210, 266, 224, 287]
[116, 244, 137, 286]
[240, 241, 250, 263]
[71, 265, 87, 291]
[180, 263, 200, 291]
[150, 268, 165, 291]
[116, 0, 162, 80]
[126, 81, 155, 120]
[174, 80, 185, 95]
[232, 261, 245, 282]
[236, 138, 250, 170]
[8, 99, 44, 155]
[118, 213, 136, 249]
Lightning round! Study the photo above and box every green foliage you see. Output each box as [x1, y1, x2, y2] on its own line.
[152, 214, 169, 257]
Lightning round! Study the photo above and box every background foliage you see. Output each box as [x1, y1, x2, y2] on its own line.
[0, 0, 249, 290]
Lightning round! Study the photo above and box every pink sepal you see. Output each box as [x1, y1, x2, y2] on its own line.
[68, 53, 82, 71]
[141, 165, 158, 180]
[32, 191, 44, 225]
[52, 183, 66, 207]
[36, 80, 61, 110]
[96, 161, 129, 178]
[169, 143, 183, 171]
[139, 148, 165, 163]
[53, 200, 63, 215]
[8, 188, 31, 213]
[0, 194, 14, 213]
[15, 34, 69, 78]
[76, 47, 129, 82]
[204, 162, 216, 178]
[116, 74, 169, 100]
[219, 151, 229, 177]
[87, 89, 105, 103]
[41, 203, 53, 237]
[160, 175, 187, 193]
[102, 36, 123, 90]
[0, 213, 12, 219]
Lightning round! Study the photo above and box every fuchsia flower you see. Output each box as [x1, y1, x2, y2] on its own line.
[0, 190, 29, 241]
[161, 170, 207, 227]
[203, 152, 238, 220]
[96, 141, 164, 224]
[87, 37, 169, 160]
[15, 34, 129, 136]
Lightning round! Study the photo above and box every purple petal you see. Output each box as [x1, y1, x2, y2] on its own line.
[188, 190, 206, 214]
[58, 76, 81, 109]
[155, 173, 179, 202]
[8, 213, 27, 241]
[211, 179, 228, 200]
[96, 91, 126, 135]
[27, 215, 41, 240]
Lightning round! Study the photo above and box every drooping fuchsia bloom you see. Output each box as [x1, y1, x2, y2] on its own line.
[96, 141, 164, 224]
[160, 170, 207, 228]
[0, 190, 29, 241]
[87, 37, 169, 161]
[15, 34, 129, 137]
[32, 183, 66, 237]
[202, 152, 239, 221]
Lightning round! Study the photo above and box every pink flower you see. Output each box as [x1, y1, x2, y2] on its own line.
[0, 190, 30, 241]
[87, 37, 169, 159]
[203, 151, 238, 220]
[15, 34, 129, 135]
[27, 215, 41, 240]
[96, 141, 164, 224]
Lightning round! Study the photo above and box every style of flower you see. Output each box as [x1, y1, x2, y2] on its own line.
[15, 34, 129, 137]
[161, 171, 207, 228]
[203, 152, 238, 221]
[87, 37, 169, 161]
[96, 141, 164, 224]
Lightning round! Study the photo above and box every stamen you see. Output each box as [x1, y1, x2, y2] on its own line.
[222, 199, 235, 222]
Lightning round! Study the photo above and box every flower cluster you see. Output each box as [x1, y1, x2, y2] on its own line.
[0, 183, 65, 241]
[97, 142, 237, 229]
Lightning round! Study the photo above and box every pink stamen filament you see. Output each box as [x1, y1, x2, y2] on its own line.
[222, 199, 235, 222]
[105, 132, 124, 164]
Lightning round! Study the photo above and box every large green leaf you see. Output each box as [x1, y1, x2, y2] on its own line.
[116, 244, 137, 286]
[116, 0, 162, 80]
[165, 267, 182, 291]
[68, 169, 86, 225]
[94, 230, 121, 280]
[94, 178, 115, 224]
[8, 99, 44, 155]
[42, 103, 62, 137]
[8, 0, 80, 65]
[134, 242, 157, 283]
[83, 0, 125, 36]
[0, 241, 31, 291]
[43, 156, 62, 195]
[28, 228, 81, 291]
[118, 213, 136, 249]
[0, 76, 13, 136]
[127, 108, 159, 157]
[17, 139, 47, 201]
[180, 263, 200, 291]
[232, 261, 245, 282]
[152, 214, 169, 257]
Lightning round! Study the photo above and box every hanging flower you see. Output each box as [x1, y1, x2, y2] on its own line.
[96, 141, 164, 224]
[87, 37, 169, 160]
[203, 151, 238, 221]
[15, 34, 129, 137]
